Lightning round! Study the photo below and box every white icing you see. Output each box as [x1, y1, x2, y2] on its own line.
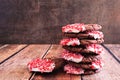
[88, 31, 103, 39]
[60, 38, 81, 46]
[32, 68, 41, 72]
[67, 39, 80, 46]
[62, 23, 86, 33]
[92, 61, 104, 69]
[50, 63, 56, 70]
[92, 63, 100, 69]
[64, 64, 84, 74]
[64, 57, 83, 63]
[101, 61, 104, 67]
[62, 51, 83, 63]
[86, 44, 103, 54]
[64, 28, 80, 33]
[87, 46, 95, 52]
[28, 62, 55, 72]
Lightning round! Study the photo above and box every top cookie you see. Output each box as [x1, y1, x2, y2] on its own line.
[62, 23, 102, 33]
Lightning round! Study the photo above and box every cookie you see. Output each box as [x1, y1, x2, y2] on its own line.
[63, 31, 104, 39]
[60, 38, 104, 46]
[80, 39, 104, 44]
[61, 50, 102, 63]
[62, 23, 102, 33]
[64, 64, 101, 75]
[67, 60, 104, 70]
[27, 58, 65, 73]
[63, 44, 103, 55]
[61, 50, 83, 63]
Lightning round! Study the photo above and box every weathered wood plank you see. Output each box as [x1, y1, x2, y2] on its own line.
[0, 44, 51, 80]
[33, 45, 80, 80]
[82, 45, 120, 80]
[0, 44, 27, 63]
[105, 44, 120, 60]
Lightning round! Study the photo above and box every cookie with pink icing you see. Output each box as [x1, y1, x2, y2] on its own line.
[86, 44, 103, 54]
[60, 38, 80, 46]
[60, 38, 104, 46]
[27, 58, 65, 73]
[61, 50, 102, 63]
[67, 60, 104, 70]
[61, 50, 83, 63]
[62, 23, 102, 33]
[64, 64, 84, 74]
[62, 44, 104, 55]
[86, 31, 104, 39]
[64, 64, 101, 75]
[62, 23, 86, 33]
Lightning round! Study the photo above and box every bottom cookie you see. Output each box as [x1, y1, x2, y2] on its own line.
[64, 64, 101, 75]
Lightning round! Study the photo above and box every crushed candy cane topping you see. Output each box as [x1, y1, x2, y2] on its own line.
[87, 31, 104, 39]
[86, 44, 103, 54]
[60, 38, 80, 46]
[62, 23, 86, 33]
[27, 58, 55, 73]
[64, 64, 84, 74]
[91, 60, 104, 69]
[61, 50, 83, 63]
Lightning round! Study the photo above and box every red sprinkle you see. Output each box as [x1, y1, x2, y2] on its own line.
[28, 58, 55, 72]
[91, 60, 104, 69]
[62, 23, 85, 33]
[86, 44, 103, 54]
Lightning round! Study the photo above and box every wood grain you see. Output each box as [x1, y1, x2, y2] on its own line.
[105, 44, 120, 60]
[0, 44, 27, 63]
[0, 44, 51, 80]
[32, 45, 81, 80]
[82, 46, 120, 80]
[0, 0, 120, 43]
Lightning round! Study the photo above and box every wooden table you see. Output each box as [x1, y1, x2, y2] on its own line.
[0, 44, 120, 80]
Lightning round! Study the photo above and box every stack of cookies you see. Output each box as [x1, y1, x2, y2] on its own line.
[60, 23, 104, 75]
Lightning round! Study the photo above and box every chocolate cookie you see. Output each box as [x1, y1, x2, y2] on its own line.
[80, 39, 104, 45]
[61, 50, 102, 63]
[63, 31, 104, 39]
[62, 44, 103, 55]
[60, 38, 104, 46]
[67, 60, 104, 70]
[27, 58, 65, 73]
[64, 64, 101, 75]
[62, 23, 102, 33]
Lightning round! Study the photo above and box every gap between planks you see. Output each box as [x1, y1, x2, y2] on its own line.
[0, 44, 28, 64]
[102, 44, 120, 63]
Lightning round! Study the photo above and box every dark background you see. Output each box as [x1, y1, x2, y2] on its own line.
[0, 0, 120, 44]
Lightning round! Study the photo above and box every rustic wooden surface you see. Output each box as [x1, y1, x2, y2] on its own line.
[0, 44, 27, 63]
[0, 0, 120, 43]
[0, 44, 51, 80]
[0, 44, 120, 80]
[104, 44, 120, 61]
